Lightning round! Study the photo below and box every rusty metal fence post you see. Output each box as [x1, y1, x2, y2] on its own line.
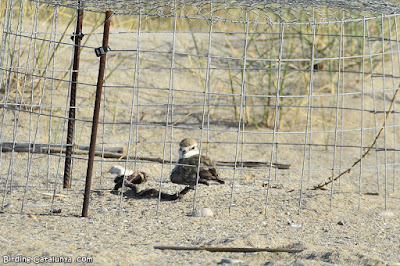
[63, 1, 85, 189]
[82, 10, 112, 217]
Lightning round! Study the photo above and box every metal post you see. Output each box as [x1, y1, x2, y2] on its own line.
[82, 10, 112, 217]
[64, 1, 84, 189]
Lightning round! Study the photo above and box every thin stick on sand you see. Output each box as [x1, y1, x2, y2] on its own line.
[312, 88, 399, 190]
[154, 245, 303, 253]
[0, 143, 290, 169]
[0, 142, 123, 154]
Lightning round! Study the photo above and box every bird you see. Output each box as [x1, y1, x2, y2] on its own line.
[170, 138, 224, 188]
[110, 165, 148, 191]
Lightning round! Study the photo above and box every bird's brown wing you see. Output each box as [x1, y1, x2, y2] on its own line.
[199, 155, 219, 177]
[189, 155, 224, 184]
[171, 155, 224, 186]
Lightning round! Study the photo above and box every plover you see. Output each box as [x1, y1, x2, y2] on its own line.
[170, 138, 224, 188]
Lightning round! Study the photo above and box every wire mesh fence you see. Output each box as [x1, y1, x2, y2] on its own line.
[0, 0, 399, 218]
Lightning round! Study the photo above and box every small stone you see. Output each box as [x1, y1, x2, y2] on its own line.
[290, 223, 302, 228]
[51, 209, 62, 214]
[192, 208, 213, 217]
[218, 258, 244, 265]
[3, 203, 14, 209]
[287, 219, 301, 227]
[378, 210, 395, 217]
[337, 221, 344, 225]
[28, 214, 37, 220]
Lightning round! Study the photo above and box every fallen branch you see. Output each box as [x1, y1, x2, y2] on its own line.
[312, 88, 399, 190]
[217, 161, 290, 169]
[0, 142, 123, 154]
[0, 142, 290, 170]
[154, 245, 303, 253]
[97, 155, 290, 169]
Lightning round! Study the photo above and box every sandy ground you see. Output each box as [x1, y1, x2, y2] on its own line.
[0, 142, 399, 265]
[1, 189, 399, 265]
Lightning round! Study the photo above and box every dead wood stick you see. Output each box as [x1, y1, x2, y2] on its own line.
[37, 192, 69, 198]
[216, 161, 290, 169]
[93, 153, 291, 169]
[0, 142, 123, 153]
[312, 88, 399, 190]
[154, 245, 303, 253]
[84, 153, 291, 169]
[0, 142, 290, 170]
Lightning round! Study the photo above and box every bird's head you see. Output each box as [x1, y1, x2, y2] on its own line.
[178, 138, 199, 159]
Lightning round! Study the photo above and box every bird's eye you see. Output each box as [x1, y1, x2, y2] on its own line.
[191, 147, 195, 150]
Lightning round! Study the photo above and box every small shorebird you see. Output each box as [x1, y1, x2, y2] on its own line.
[170, 138, 224, 188]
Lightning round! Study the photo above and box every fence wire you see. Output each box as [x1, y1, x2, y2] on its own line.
[0, 0, 399, 218]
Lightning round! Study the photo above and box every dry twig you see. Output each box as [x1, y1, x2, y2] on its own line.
[312, 88, 399, 190]
[154, 245, 303, 253]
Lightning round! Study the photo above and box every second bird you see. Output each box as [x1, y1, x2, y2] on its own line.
[170, 138, 225, 188]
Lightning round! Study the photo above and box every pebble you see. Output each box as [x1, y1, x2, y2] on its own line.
[28, 214, 37, 220]
[218, 258, 244, 265]
[51, 209, 62, 214]
[290, 223, 302, 228]
[3, 203, 14, 209]
[378, 210, 395, 217]
[192, 208, 213, 217]
[287, 219, 302, 227]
